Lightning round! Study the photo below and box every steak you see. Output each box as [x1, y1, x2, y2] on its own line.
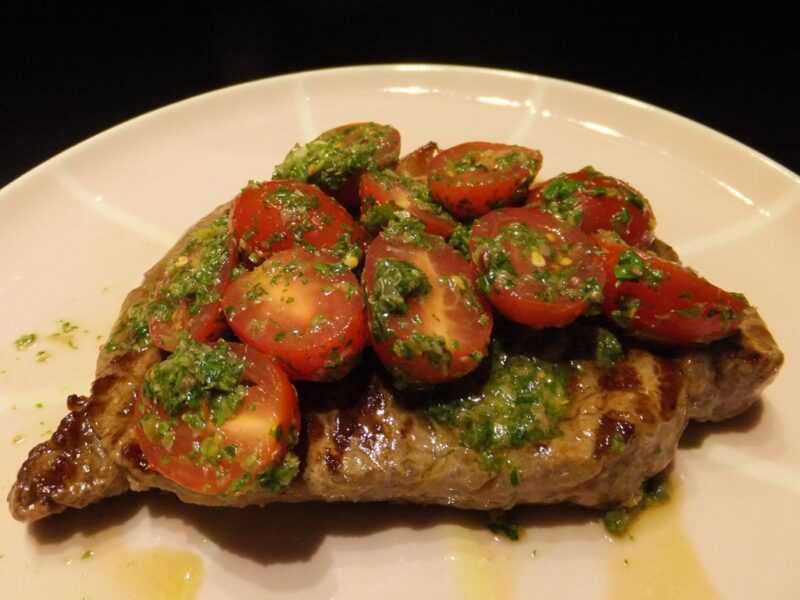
[8, 208, 784, 522]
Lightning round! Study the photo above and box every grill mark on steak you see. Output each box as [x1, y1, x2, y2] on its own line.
[599, 364, 643, 392]
[67, 393, 89, 412]
[656, 358, 683, 419]
[331, 381, 391, 461]
[120, 442, 150, 473]
[323, 447, 341, 475]
[594, 411, 636, 458]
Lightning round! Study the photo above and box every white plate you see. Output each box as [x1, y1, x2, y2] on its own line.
[1, 64, 798, 599]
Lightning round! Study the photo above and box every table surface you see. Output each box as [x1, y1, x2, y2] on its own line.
[1, 4, 797, 188]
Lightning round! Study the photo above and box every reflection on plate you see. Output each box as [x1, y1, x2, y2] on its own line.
[0, 64, 798, 599]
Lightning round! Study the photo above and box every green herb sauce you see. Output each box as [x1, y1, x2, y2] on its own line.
[257, 452, 300, 494]
[487, 510, 520, 540]
[273, 122, 394, 192]
[603, 473, 671, 535]
[428, 342, 571, 474]
[368, 258, 432, 343]
[448, 223, 472, 258]
[14, 333, 37, 350]
[614, 249, 664, 288]
[143, 336, 245, 428]
[595, 328, 624, 368]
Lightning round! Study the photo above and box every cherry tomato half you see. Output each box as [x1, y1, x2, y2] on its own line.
[427, 142, 543, 220]
[527, 166, 656, 247]
[359, 170, 458, 239]
[596, 235, 748, 344]
[396, 141, 439, 179]
[222, 248, 367, 381]
[273, 122, 401, 209]
[148, 218, 236, 352]
[469, 207, 605, 328]
[363, 224, 493, 385]
[231, 180, 363, 267]
[134, 342, 299, 496]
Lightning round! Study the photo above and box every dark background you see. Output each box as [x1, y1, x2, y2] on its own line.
[1, 3, 797, 188]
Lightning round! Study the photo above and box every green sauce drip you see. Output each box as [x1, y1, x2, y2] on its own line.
[595, 328, 623, 368]
[603, 473, 671, 535]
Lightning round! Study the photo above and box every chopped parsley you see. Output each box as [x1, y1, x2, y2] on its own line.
[368, 258, 432, 343]
[428, 342, 571, 472]
[142, 336, 245, 428]
[614, 249, 664, 288]
[448, 223, 472, 258]
[595, 328, 624, 368]
[487, 510, 520, 540]
[257, 452, 301, 494]
[273, 122, 396, 192]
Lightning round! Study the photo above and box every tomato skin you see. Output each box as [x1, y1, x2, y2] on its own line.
[396, 141, 439, 178]
[596, 236, 748, 344]
[359, 171, 458, 239]
[134, 343, 299, 496]
[149, 301, 228, 352]
[230, 180, 363, 266]
[527, 167, 656, 247]
[427, 142, 543, 220]
[469, 207, 605, 328]
[222, 248, 367, 382]
[273, 122, 401, 209]
[363, 230, 493, 385]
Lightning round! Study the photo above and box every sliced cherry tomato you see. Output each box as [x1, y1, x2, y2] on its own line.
[469, 207, 605, 328]
[134, 342, 299, 496]
[359, 170, 458, 238]
[396, 141, 439, 178]
[595, 235, 749, 344]
[527, 166, 656, 247]
[363, 221, 493, 385]
[230, 180, 363, 267]
[149, 301, 229, 352]
[148, 217, 236, 352]
[427, 142, 543, 220]
[273, 122, 401, 209]
[222, 248, 367, 381]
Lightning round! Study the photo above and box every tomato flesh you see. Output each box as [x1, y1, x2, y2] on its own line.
[363, 229, 492, 385]
[359, 170, 458, 239]
[470, 207, 605, 328]
[231, 180, 363, 266]
[596, 236, 748, 344]
[527, 166, 656, 247]
[427, 142, 542, 220]
[134, 343, 299, 496]
[222, 248, 367, 381]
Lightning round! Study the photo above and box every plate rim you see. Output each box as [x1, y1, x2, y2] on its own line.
[2, 62, 797, 198]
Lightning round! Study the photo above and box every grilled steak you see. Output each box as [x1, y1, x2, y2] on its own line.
[8, 207, 784, 522]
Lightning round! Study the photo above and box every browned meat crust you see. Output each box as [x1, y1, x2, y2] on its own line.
[7, 210, 784, 522]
